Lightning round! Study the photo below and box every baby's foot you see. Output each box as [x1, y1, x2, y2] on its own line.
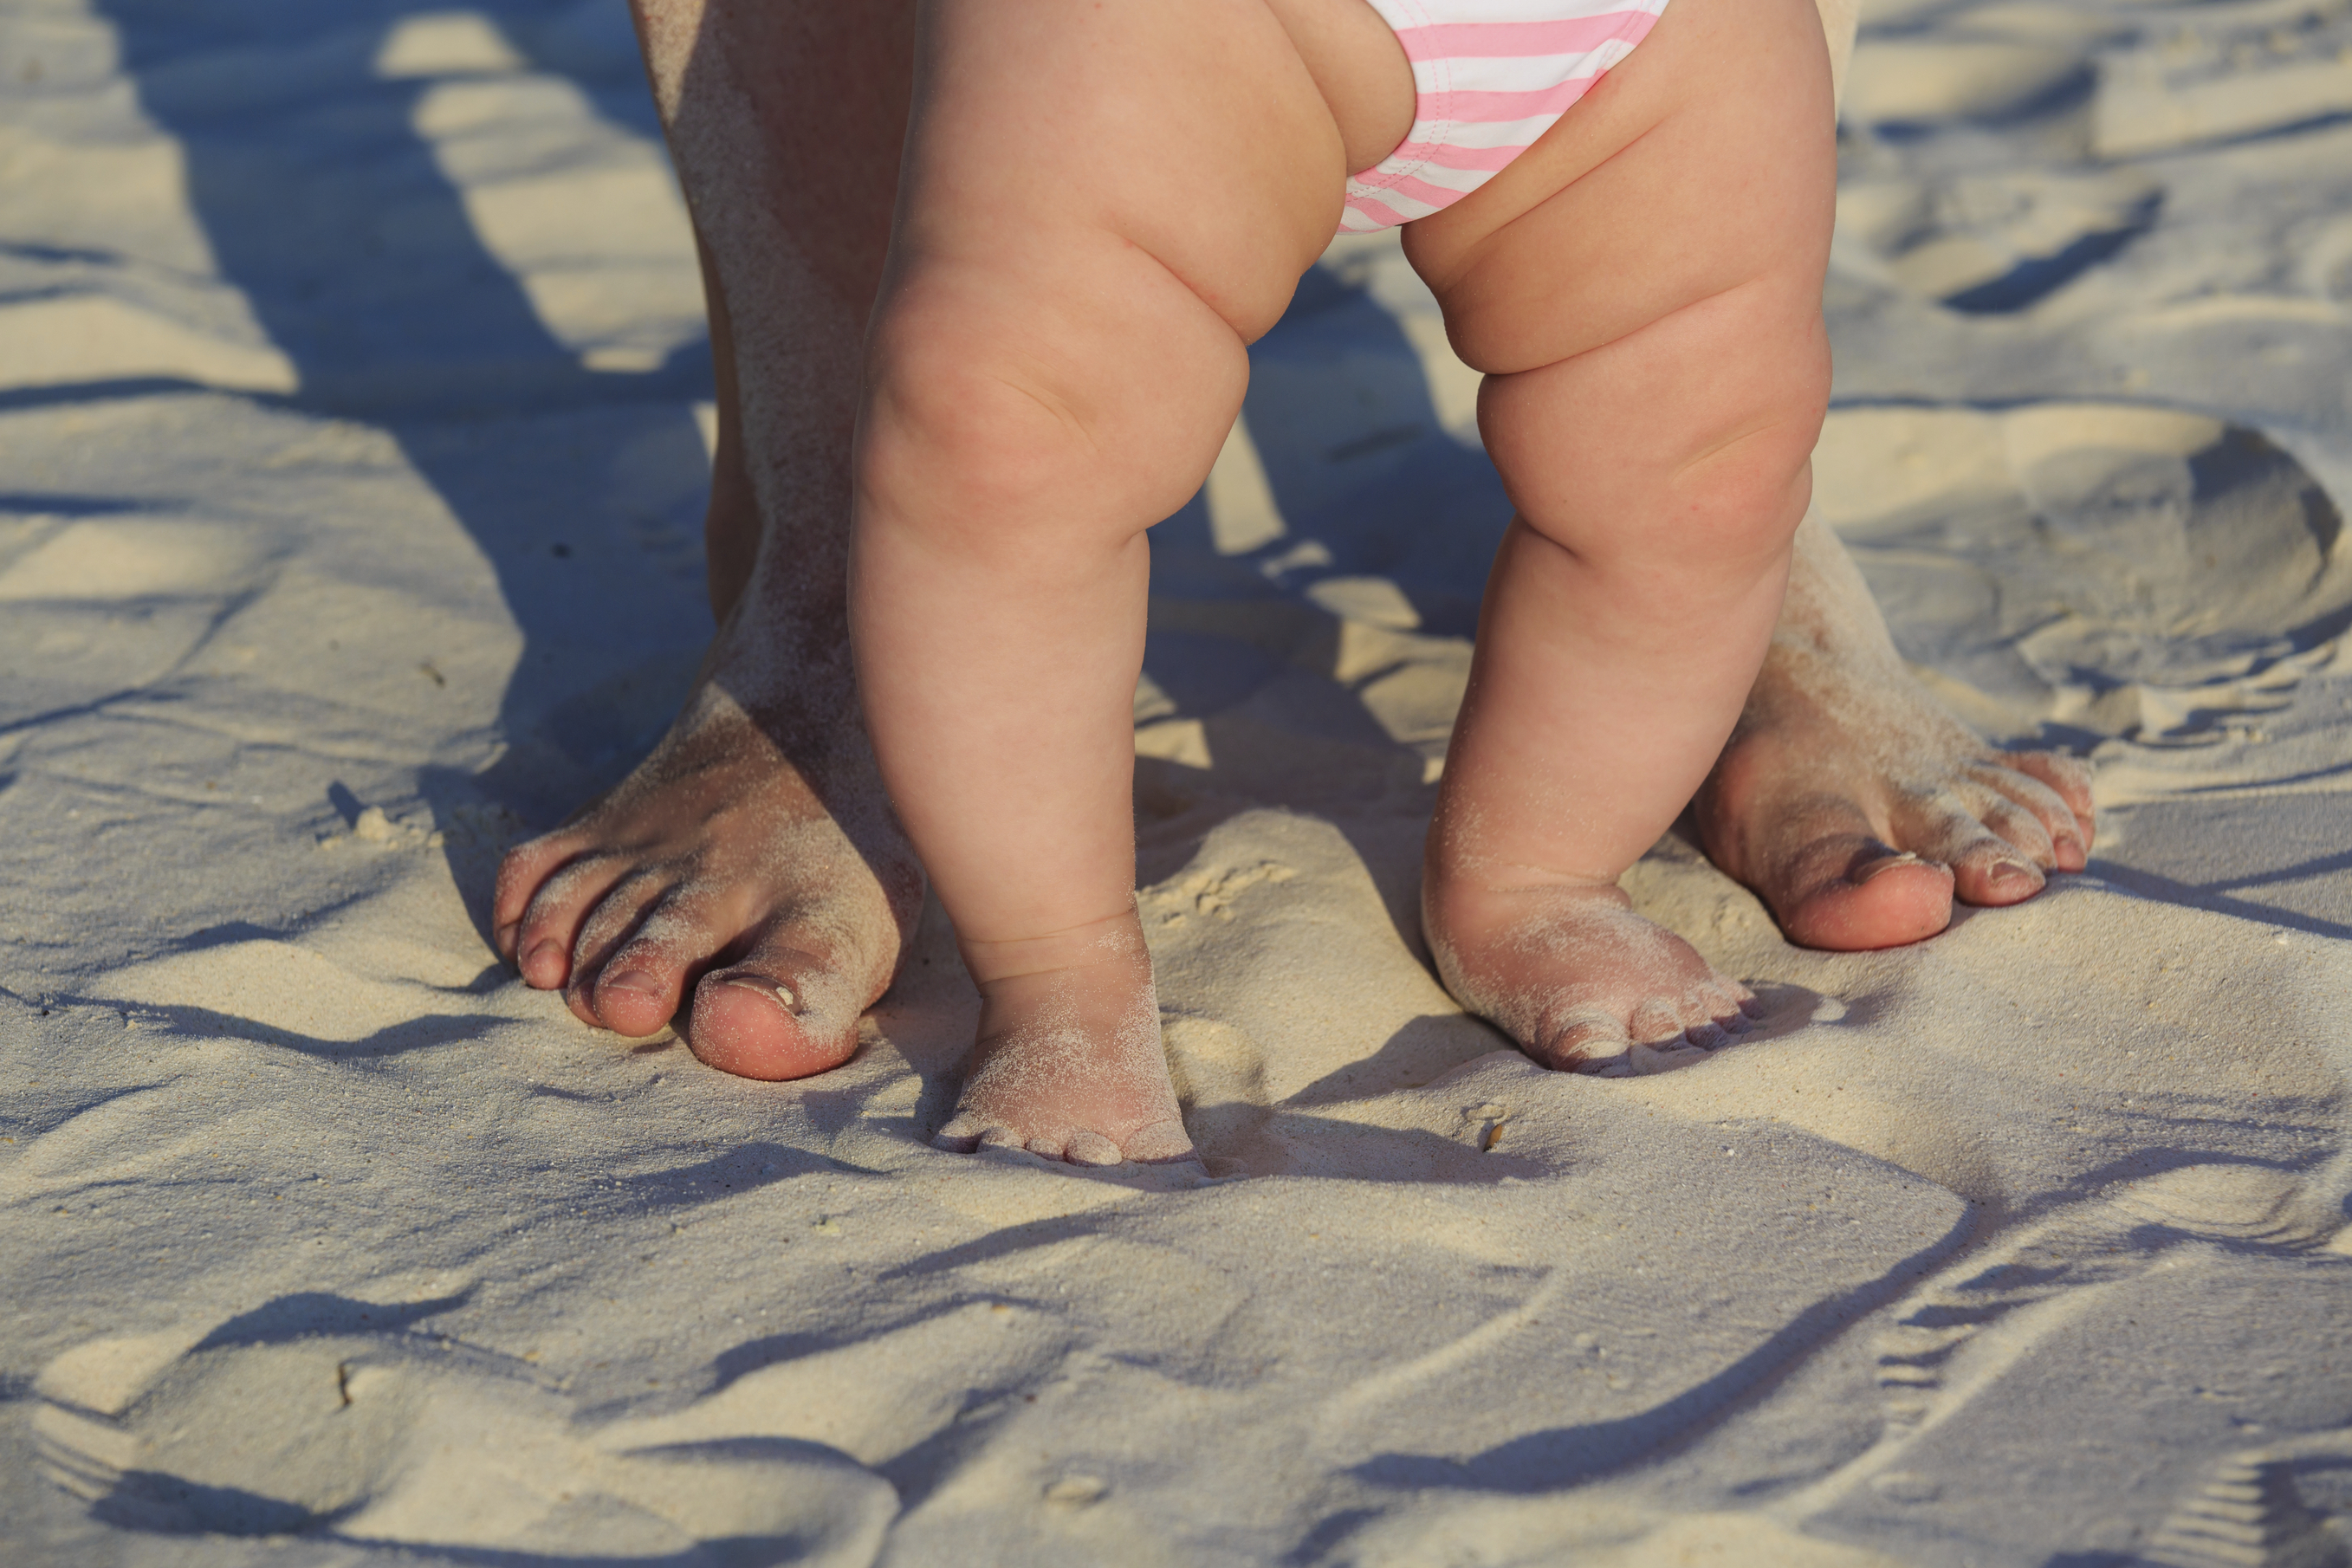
[1694, 514, 2095, 949]
[493, 612, 923, 1080]
[935, 914, 1194, 1166]
[1426, 882, 1759, 1071]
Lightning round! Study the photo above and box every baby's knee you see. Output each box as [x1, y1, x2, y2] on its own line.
[1666, 381, 1830, 563]
[859, 313, 1096, 542]
[857, 276, 1243, 553]
[1500, 326, 1830, 576]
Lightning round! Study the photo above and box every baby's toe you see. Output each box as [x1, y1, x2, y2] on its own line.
[1628, 998, 1687, 1046]
[1539, 1005, 1631, 1069]
[1120, 1118, 1196, 1164]
[934, 1114, 987, 1154]
[1697, 981, 1753, 1031]
[1065, 1131, 1124, 1167]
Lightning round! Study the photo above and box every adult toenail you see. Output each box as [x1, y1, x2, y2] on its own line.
[522, 940, 562, 973]
[1856, 853, 1922, 883]
[1989, 861, 2037, 890]
[722, 975, 798, 1013]
[606, 970, 658, 996]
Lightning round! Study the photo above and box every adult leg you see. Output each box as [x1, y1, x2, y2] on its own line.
[490, 0, 923, 1079]
[1694, 511, 2094, 948]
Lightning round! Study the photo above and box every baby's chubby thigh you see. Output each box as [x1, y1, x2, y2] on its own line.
[1406, 0, 1839, 595]
[864, 0, 1415, 528]
[884, 0, 1366, 341]
[857, 0, 1379, 599]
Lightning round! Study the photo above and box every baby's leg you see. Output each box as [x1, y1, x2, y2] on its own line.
[1407, 0, 1837, 1068]
[852, 0, 1405, 1159]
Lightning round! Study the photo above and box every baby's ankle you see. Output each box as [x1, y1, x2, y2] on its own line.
[1425, 864, 1630, 923]
[959, 906, 1148, 991]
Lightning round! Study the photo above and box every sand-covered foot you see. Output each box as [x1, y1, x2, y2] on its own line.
[1427, 883, 1759, 1072]
[493, 643, 923, 1080]
[935, 915, 1194, 1166]
[1694, 510, 2096, 951]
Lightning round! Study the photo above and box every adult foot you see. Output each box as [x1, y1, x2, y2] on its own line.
[493, 598, 923, 1079]
[934, 912, 1195, 1165]
[1694, 509, 2096, 949]
[1427, 880, 1759, 1071]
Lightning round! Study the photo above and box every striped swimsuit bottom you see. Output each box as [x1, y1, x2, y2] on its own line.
[1339, 0, 1670, 234]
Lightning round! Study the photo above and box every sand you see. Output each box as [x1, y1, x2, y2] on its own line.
[6, 0, 2352, 1563]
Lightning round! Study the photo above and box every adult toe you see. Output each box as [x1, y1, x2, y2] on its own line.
[1982, 757, 2092, 869]
[1916, 808, 2051, 907]
[2003, 750, 2096, 839]
[583, 883, 748, 1037]
[511, 854, 630, 992]
[493, 831, 585, 961]
[1889, 787, 2054, 909]
[684, 918, 878, 1081]
[590, 931, 698, 1039]
[1777, 837, 1956, 951]
[559, 871, 677, 1023]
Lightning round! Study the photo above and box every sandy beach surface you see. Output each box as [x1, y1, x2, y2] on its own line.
[8, 0, 2352, 1563]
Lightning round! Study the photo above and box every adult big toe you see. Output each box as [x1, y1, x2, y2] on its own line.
[1766, 833, 1960, 952]
[684, 948, 866, 1081]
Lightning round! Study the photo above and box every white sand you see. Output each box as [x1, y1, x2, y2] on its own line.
[7, 0, 2352, 1563]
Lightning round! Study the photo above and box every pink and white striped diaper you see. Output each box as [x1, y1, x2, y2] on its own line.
[1339, 0, 1670, 233]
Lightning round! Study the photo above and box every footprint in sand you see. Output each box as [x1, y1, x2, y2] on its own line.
[1833, 12, 2173, 317]
[1833, 168, 2162, 314]
[1843, 36, 2090, 131]
[2141, 1443, 2352, 1568]
[1787, 1163, 2343, 1519]
[1142, 858, 1299, 930]
[31, 1298, 896, 1565]
[1813, 402, 2350, 743]
[2096, 8, 2352, 161]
